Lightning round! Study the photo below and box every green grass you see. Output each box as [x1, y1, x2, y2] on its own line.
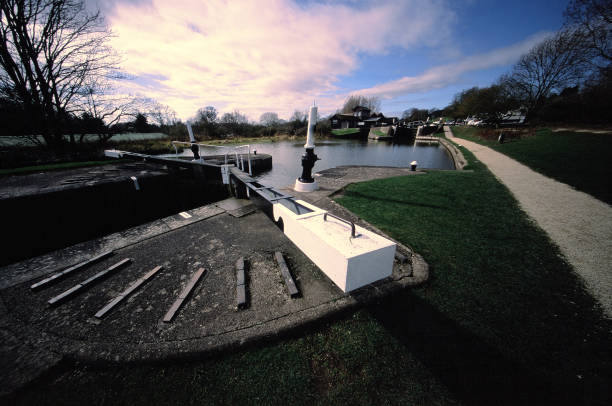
[331, 128, 360, 136]
[334, 149, 612, 404]
[4, 147, 612, 405]
[0, 160, 126, 176]
[203, 134, 305, 145]
[452, 127, 612, 205]
[450, 126, 499, 146]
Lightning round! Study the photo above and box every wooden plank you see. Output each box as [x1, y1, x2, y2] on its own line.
[94, 266, 162, 319]
[31, 251, 113, 291]
[47, 258, 131, 307]
[274, 252, 299, 298]
[236, 257, 247, 309]
[163, 268, 205, 323]
[236, 257, 245, 286]
[236, 284, 246, 309]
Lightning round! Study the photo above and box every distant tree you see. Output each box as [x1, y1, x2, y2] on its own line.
[192, 106, 219, 138]
[501, 29, 590, 117]
[401, 108, 429, 122]
[289, 110, 306, 131]
[564, 0, 612, 65]
[447, 83, 517, 124]
[147, 101, 178, 127]
[259, 112, 280, 126]
[290, 110, 306, 123]
[78, 84, 146, 140]
[341, 95, 381, 113]
[219, 110, 249, 137]
[134, 114, 149, 133]
[196, 106, 218, 124]
[0, 0, 119, 145]
[220, 110, 249, 124]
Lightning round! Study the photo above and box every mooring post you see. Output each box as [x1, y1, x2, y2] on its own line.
[186, 123, 201, 160]
[294, 104, 319, 192]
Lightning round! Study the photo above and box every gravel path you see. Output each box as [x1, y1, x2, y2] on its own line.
[445, 126, 612, 319]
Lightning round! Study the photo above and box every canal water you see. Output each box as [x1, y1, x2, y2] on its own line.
[173, 138, 454, 188]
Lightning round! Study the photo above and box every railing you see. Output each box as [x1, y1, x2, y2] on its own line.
[171, 141, 253, 175]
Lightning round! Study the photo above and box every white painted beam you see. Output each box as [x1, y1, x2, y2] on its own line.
[273, 200, 395, 293]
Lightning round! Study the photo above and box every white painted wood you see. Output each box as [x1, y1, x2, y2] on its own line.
[273, 200, 395, 292]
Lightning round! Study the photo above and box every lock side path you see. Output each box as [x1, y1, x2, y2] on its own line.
[444, 126, 612, 319]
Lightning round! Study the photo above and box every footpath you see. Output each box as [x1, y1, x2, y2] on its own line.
[444, 126, 612, 319]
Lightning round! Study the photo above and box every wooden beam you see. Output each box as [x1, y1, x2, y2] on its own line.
[274, 252, 299, 298]
[31, 251, 113, 291]
[162, 268, 206, 323]
[48, 258, 131, 306]
[94, 266, 162, 319]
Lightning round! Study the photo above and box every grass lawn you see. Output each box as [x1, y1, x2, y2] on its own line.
[331, 128, 360, 136]
[452, 126, 612, 205]
[4, 148, 612, 405]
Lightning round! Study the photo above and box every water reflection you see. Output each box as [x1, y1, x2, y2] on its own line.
[169, 138, 454, 188]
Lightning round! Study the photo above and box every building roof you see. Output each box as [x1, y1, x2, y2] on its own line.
[330, 113, 357, 120]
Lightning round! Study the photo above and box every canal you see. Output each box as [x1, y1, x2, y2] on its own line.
[173, 138, 455, 188]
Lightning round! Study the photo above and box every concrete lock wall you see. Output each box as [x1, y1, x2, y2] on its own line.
[0, 170, 229, 267]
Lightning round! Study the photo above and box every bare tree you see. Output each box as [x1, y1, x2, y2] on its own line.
[220, 110, 248, 124]
[402, 107, 429, 121]
[289, 110, 306, 123]
[0, 0, 118, 145]
[195, 106, 218, 125]
[341, 94, 381, 113]
[144, 99, 177, 127]
[564, 0, 612, 65]
[501, 29, 590, 116]
[259, 112, 280, 126]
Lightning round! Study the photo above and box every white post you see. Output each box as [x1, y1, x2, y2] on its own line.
[304, 105, 317, 149]
[187, 123, 196, 143]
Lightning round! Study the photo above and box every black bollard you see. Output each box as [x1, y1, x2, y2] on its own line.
[299, 148, 319, 183]
[190, 143, 200, 160]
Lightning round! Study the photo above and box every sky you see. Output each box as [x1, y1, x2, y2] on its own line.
[91, 0, 570, 121]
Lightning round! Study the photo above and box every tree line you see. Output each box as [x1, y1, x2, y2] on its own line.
[403, 0, 611, 126]
[0, 0, 180, 147]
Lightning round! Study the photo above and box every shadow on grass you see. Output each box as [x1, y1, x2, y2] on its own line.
[341, 190, 448, 211]
[367, 291, 565, 406]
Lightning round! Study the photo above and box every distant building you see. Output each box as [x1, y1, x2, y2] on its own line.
[330, 106, 398, 129]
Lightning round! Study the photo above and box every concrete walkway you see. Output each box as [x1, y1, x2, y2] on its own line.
[0, 168, 429, 395]
[444, 126, 612, 319]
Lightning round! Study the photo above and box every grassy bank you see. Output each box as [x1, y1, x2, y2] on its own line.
[5, 145, 611, 405]
[334, 148, 612, 404]
[331, 128, 360, 136]
[452, 126, 612, 205]
[202, 133, 305, 145]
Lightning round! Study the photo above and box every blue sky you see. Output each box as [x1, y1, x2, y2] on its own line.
[96, 0, 570, 121]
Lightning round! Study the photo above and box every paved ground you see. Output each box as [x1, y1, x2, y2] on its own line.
[445, 126, 612, 318]
[0, 167, 428, 395]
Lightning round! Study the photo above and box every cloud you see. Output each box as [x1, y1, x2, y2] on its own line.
[355, 32, 553, 100]
[106, 0, 455, 120]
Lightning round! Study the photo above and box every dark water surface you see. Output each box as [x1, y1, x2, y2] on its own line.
[176, 138, 454, 188]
